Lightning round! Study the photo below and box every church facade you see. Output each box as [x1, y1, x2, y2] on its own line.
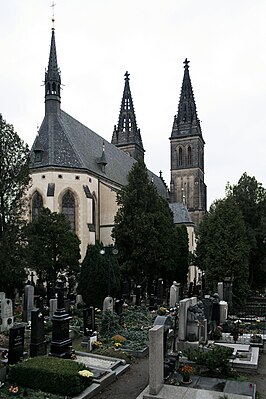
[28, 28, 206, 265]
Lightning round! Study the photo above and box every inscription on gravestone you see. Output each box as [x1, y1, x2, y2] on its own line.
[83, 307, 95, 336]
[8, 325, 25, 365]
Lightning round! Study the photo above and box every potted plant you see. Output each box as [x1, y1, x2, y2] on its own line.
[179, 365, 195, 383]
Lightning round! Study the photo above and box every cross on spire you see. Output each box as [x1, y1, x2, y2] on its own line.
[124, 71, 130, 81]
[183, 58, 190, 69]
[51, 1, 56, 30]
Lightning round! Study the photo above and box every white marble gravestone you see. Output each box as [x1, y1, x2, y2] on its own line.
[169, 281, 180, 308]
[178, 297, 197, 341]
[103, 296, 114, 312]
[0, 298, 14, 332]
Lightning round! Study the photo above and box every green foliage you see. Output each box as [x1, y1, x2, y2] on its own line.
[77, 241, 121, 307]
[0, 114, 30, 296]
[100, 310, 121, 337]
[24, 208, 81, 287]
[196, 196, 250, 303]
[112, 160, 186, 286]
[227, 173, 266, 289]
[185, 346, 234, 375]
[8, 356, 93, 397]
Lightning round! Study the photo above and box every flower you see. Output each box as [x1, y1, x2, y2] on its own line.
[111, 334, 127, 343]
[79, 370, 94, 378]
[91, 340, 102, 349]
[114, 342, 122, 348]
[179, 365, 195, 378]
[8, 385, 19, 394]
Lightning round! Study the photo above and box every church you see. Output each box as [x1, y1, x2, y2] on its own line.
[28, 27, 207, 279]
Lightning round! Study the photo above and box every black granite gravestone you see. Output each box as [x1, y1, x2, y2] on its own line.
[8, 325, 25, 364]
[157, 278, 164, 305]
[136, 285, 141, 306]
[49, 281, 72, 358]
[83, 307, 95, 336]
[30, 308, 47, 357]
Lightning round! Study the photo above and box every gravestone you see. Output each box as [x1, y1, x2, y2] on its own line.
[30, 308, 47, 357]
[154, 315, 173, 358]
[114, 299, 123, 315]
[103, 296, 113, 312]
[169, 281, 180, 308]
[219, 300, 228, 323]
[76, 294, 83, 305]
[0, 298, 14, 333]
[178, 297, 197, 341]
[122, 280, 130, 300]
[218, 282, 224, 300]
[8, 325, 25, 365]
[83, 307, 95, 336]
[223, 278, 233, 309]
[50, 281, 72, 358]
[149, 325, 164, 395]
[149, 294, 157, 311]
[49, 298, 58, 318]
[211, 293, 220, 326]
[136, 285, 141, 306]
[22, 284, 34, 322]
[157, 278, 164, 305]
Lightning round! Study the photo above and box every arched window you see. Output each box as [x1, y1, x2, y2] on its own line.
[62, 190, 75, 231]
[178, 147, 183, 166]
[187, 146, 192, 165]
[32, 191, 43, 220]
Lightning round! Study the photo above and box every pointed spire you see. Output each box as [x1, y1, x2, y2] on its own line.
[97, 141, 108, 173]
[171, 59, 202, 137]
[112, 71, 145, 161]
[44, 26, 61, 114]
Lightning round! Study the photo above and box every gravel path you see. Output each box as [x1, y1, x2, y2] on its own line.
[92, 352, 266, 399]
[92, 356, 149, 399]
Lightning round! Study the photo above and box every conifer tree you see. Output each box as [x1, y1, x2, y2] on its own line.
[0, 114, 30, 295]
[112, 161, 186, 289]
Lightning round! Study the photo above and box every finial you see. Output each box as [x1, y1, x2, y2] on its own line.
[124, 71, 130, 81]
[51, 1, 56, 30]
[183, 58, 190, 69]
[159, 170, 162, 178]
[102, 140, 105, 152]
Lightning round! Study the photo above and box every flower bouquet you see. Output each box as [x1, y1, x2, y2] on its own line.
[179, 365, 195, 383]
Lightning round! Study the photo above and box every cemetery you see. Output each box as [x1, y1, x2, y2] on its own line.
[0, 278, 265, 399]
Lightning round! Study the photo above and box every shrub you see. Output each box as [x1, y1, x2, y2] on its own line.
[8, 356, 93, 397]
[185, 346, 234, 375]
[100, 311, 121, 337]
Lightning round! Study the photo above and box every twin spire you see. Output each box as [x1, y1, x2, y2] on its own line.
[111, 71, 145, 162]
[171, 58, 202, 138]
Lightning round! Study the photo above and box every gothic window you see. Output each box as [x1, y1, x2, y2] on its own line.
[187, 146, 192, 165]
[32, 191, 43, 220]
[178, 147, 183, 166]
[62, 190, 75, 232]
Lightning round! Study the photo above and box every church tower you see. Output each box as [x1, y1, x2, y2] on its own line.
[112, 71, 145, 161]
[170, 59, 207, 227]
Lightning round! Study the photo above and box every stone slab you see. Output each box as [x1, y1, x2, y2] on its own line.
[136, 385, 253, 399]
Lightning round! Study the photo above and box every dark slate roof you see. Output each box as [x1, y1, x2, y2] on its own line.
[169, 202, 194, 225]
[30, 110, 167, 197]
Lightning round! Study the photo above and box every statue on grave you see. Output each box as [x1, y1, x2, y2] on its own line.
[169, 281, 180, 308]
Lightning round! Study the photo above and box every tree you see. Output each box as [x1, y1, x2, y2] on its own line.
[77, 241, 121, 308]
[25, 208, 81, 287]
[227, 173, 266, 288]
[0, 114, 30, 296]
[196, 196, 250, 303]
[112, 161, 185, 289]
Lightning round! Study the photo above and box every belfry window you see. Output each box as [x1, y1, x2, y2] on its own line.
[32, 191, 43, 220]
[62, 190, 76, 232]
[188, 146, 192, 165]
[178, 147, 183, 166]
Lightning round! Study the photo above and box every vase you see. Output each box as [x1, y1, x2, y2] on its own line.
[182, 375, 192, 384]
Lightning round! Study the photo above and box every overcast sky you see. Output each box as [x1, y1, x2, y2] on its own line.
[1, 0, 265, 207]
